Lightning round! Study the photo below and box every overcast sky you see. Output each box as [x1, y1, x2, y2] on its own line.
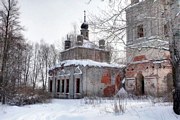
[18, 0, 107, 45]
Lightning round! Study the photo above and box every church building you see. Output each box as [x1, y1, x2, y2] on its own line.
[48, 11, 125, 99]
[125, 0, 173, 96]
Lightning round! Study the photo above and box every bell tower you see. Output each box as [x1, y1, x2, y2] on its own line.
[80, 11, 89, 40]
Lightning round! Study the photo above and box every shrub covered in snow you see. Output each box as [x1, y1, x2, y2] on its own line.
[5, 85, 51, 106]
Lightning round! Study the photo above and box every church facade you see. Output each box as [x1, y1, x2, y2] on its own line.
[125, 0, 173, 96]
[48, 12, 125, 99]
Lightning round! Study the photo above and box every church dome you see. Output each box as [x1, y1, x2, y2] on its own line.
[81, 22, 88, 29]
[81, 11, 88, 30]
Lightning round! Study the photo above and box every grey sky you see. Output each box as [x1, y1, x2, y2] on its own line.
[19, 0, 107, 44]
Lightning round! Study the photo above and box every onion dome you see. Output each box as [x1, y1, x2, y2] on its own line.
[81, 11, 88, 30]
[81, 22, 88, 29]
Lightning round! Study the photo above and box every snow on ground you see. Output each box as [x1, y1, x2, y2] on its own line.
[0, 99, 180, 120]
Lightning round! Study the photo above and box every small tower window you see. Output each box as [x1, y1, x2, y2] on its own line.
[137, 25, 144, 38]
[164, 24, 168, 36]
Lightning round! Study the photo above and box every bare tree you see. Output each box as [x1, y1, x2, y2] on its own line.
[29, 41, 59, 91]
[167, 0, 180, 115]
[49, 44, 58, 67]
[22, 43, 33, 85]
[89, 0, 130, 64]
[39, 40, 50, 91]
[0, 0, 24, 104]
[30, 43, 41, 89]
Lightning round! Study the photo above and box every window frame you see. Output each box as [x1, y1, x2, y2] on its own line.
[137, 24, 144, 38]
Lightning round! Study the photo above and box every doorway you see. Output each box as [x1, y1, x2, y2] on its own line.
[135, 73, 145, 95]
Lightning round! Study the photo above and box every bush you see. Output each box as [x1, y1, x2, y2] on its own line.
[6, 85, 51, 106]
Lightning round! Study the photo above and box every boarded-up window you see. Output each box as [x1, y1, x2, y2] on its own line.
[66, 79, 69, 93]
[62, 79, 64, 93]
[50, 80, 52, 92]
[57, 80, 60, 92]
[137, 25, 144, 38]
[76, 78, 80, 93]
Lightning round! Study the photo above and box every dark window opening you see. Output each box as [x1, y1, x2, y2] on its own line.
[141, 80, 144, 95]
[57, 80, 60, 92]
[158, 63, 162, 68]
[86, 32, 88, 38]
[62, 79, 64, 93]
[50, 80, 52, 92]
[76, 78, 80, 93]
[66, 79, 69, 93]
[164, 24, 168, 36]
[137, 25, 144, 38]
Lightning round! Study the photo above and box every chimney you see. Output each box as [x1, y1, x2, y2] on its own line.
[64, 35, 71, 50]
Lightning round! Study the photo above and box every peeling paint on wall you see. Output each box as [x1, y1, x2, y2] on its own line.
[115, 74, 121, 92]
[125, 59, 172, 96]
[101, 70, 111, 85]
[103, 85, 115, 97]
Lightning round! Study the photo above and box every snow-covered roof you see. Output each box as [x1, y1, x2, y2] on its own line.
[128, 59, 169, 65]
[127, 37, 169, 50]
[82, 39, 99, 49]
[50, 59, 125, 70]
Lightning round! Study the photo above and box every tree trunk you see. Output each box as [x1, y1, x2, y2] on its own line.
[173, 89, 180, 115]
[173, 30, 180, 115]
[172, 59, 180, 114]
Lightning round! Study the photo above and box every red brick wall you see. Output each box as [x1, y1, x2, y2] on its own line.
[115, 74, 121, 92]
[101, 70, 111, 85]
[103, 85, 115, 97]
[133, 55, 147, 62]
